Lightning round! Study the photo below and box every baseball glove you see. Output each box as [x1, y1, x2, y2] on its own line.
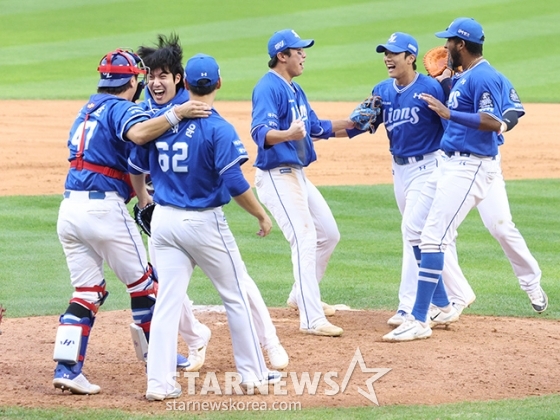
[423, 46, 450, 77]
[133, 202, 155, 237]
[349, 95, 382, 133]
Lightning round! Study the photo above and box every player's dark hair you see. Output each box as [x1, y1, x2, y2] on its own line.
[97, 79, 134, 95]
[404, 52, 417, 71]
[189, 80, 219, 96]
[137, 33, 184, 93]
[268, 48, 292, 68]
[450, 36, 484, 56]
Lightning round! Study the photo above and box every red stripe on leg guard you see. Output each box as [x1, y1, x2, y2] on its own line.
[127, 266, 153, 290]
[138, 321, 151, 333]
[69, 298, 99, 314]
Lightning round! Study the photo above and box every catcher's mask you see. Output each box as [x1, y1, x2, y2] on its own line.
[97, 48, 149, 89]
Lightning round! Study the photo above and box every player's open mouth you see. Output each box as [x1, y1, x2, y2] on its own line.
[153, 89, 165, 99]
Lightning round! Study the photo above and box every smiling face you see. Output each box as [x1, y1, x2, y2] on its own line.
[383, 50, 416, 85]
[147, 67, 181, 105]
[282, 48, 307, 78]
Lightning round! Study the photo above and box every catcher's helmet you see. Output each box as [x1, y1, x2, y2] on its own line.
[97, 48, 148, 88]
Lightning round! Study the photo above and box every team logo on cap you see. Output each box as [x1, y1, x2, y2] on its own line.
[274, 40, 285, 51]
[388, 33, 397, 43]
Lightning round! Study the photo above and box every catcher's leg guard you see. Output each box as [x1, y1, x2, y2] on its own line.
[128, 264, 158, 342]
[53, 303, 100, 394]
[127, 265, 191, 369]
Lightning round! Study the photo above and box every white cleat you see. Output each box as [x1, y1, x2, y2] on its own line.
[528, 287, 548, 313]
[145, 386, 182, 401]
[300, 321, 343, 337]
[383, 318, 432, 342]
[387, 310, 408, 326]
[265, 342, 289, 369]
[429, 304, 461, 327]
[53, 373, 101, 395]
[184, 323, 211, 372]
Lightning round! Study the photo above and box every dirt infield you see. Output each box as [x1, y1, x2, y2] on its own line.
[0, 101, 559, 411]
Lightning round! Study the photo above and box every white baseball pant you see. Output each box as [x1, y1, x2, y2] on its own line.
[393, 152, 475, 312]
[147, 205, 268, 396]
[255, 166, 339, 330]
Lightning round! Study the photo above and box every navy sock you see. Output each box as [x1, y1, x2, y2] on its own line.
[411, 252, 444, 322]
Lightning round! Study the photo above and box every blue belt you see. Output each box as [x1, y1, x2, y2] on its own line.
[445, 151, 496, 160]
[63, 190, 106, 199]
[393, 155, 424, 165]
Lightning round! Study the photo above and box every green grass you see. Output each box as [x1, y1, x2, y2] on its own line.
[3, 182, 558, 320]
[0, 0, 559, 101]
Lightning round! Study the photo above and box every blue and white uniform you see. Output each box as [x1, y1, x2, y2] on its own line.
[55, 92, 157, 394]
[251, 69, 340, 332]
[59, 93, 153, 300]
[404, 59, 504, 324]
[361, 73, 475, 316]
[135, 106, 271, 394]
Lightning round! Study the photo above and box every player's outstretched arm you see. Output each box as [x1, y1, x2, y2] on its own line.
[232, 189, 272, 237]
[126, 101, 212, 145]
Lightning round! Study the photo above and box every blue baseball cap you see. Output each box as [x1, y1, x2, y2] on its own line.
[185, 53, 220, 87]
[267, 29, 314, 58]
[435, 17, 485, 44]
[376, 32, 419, 56]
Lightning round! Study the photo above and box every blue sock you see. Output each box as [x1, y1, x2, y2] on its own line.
[411, 252, 444, 323]
[431, 276, 451, 308]
[412, 245, 421, 265]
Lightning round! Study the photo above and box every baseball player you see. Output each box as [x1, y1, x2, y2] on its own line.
[383, 17, 546, 342]
[251, 29, 355, 337]
[132, 34, 289, 370]
[138, 53, 281, 400]
[428, 69, 547, 320]
[52, 48, 211, 395]
[342, 32, 474, 327]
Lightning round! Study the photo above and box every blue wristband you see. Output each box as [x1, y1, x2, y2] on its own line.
[449, 110, 481, 129]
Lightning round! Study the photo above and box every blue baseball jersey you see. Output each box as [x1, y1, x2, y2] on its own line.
[251, 70, 333, 169]
[129, 109, 248, 209]
[64, 93, 150, 199]
[442, 60, 504, 156]
[372, 73, 445, 157]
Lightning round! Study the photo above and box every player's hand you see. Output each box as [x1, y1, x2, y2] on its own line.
[287, 119, 307, 140]
[419, 93, 450, 120]
[175, 100, 212, 119]
[435, 68, 453, 82]
[257, 214, 272, 237]
[137, 194, 153, 209]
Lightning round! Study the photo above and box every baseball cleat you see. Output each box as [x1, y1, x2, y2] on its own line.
[528, 287, 548, 313]
[265, 342, 289, 369]
[287, 298, 336, 316]
[176, 353, 192, 370]
[300, 321, 343, 337]
[184, 323, 211, 372]
[145, 386, 182, 401]
[53, 372, 101, 395]
[387, 310, 408, 326]
[429, 303, 461, 327]
[382, 318, 432, 342]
